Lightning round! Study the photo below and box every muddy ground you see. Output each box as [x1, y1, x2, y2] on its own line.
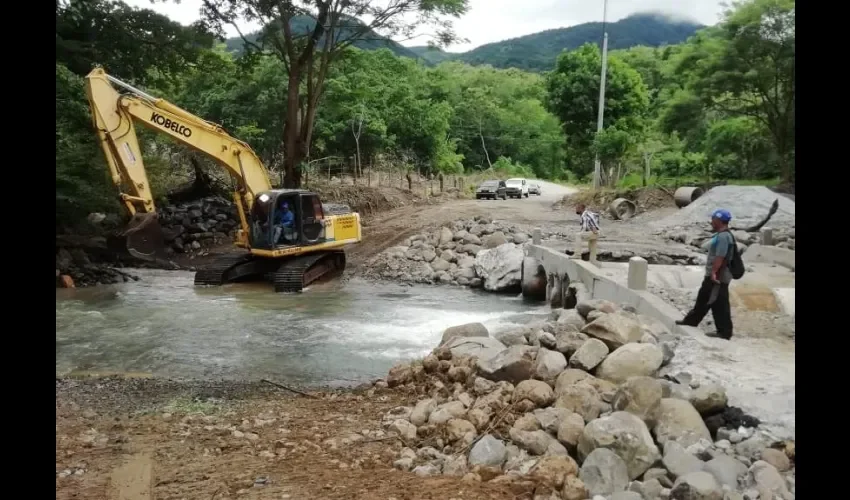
[56, 378, 534, 500]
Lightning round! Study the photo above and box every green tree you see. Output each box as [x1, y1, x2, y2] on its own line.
[704, 117, 772, 179]
[427, 62, 565, 176]
[200, 0, 469, 188]
[56, 64, 115, 226]
[694, 0, 795, 183]
[57, 0, 213, 83]
[545, 43, 650, 177]
[592, 126, 637, 183]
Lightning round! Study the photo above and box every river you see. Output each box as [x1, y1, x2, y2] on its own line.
[56, 269, 548, 386]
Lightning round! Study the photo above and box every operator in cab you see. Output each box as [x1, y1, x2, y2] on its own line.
[273, 201, 295, 245]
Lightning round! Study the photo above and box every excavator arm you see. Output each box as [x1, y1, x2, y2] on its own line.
[84, 67, 273, 258]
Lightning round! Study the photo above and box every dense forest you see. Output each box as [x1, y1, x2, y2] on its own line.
[411, 13, 704, 72]
[56, 0, 794, 227]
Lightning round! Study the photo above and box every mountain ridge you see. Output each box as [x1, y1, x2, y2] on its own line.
[225, 13, 705, 72]
[410, 13, 704, 71]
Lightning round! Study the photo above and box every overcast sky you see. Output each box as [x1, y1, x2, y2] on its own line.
[123, 0, 725, 52]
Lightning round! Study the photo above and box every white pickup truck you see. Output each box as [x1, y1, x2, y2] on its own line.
[504, 178, 529, 199]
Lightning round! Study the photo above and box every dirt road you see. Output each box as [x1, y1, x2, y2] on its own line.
[347, 180, 577, 272]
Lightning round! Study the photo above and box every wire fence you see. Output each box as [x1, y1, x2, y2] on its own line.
[266, 158, 490, 197]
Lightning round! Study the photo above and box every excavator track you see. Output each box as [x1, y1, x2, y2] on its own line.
[193, 253, 254, 286]
[272, 251, 346, 293]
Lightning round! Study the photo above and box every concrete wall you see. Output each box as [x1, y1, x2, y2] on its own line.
[524, 244, 702, 337]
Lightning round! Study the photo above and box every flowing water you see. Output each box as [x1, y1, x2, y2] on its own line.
[56, 269, 548, 386]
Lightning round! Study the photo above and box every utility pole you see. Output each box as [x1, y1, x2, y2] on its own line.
[592, 0, 610, 189]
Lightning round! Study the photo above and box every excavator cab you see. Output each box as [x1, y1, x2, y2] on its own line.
[248, 190, 326, 250]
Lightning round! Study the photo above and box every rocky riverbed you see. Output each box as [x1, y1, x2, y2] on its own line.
[373, 299, 795, 500]
[360, 216, 537, 291]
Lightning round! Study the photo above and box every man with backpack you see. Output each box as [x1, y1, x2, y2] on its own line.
[675, 209, 744, 340]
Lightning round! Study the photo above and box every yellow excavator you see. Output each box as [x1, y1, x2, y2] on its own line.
[84, 68, 362, 292]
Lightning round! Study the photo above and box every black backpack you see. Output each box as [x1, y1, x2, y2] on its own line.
[727, 233, 746, 280]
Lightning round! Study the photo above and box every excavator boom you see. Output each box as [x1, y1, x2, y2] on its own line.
[85, 68, 272, 259]
[84, 68, 362, 292]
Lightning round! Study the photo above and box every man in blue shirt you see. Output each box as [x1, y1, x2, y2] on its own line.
[675, 209, 735, 340]
[272, 201, 295, 245]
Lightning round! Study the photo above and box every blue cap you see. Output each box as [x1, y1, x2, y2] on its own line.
[711, 209, 732, 222]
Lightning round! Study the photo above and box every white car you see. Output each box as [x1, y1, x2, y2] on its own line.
[528, 182, 541, 195]
[504, 178, 529, 198]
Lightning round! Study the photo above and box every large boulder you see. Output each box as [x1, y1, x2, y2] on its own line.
[476, 345, 537, 384]
[670, 471, 723, 500]
[612, 376, 663, 424]
[581, 313, 643, 350]
[473, 243, 524, 292]
[410, 398, 437, 426]
[576, 299, 617, 319]
[495, 327, 530, 346]
[579, 448, 630, 497]
[703, 455, 747, 489]
[554, 382, 601, 422]
[569, 338, 609, 371]
[555, 412, 585, 451]
[513, 380, 555, 408]
[483, 231, 509, 249]
[749, 460, 793, 499]
[438, 226, 454, 246]
[446, 418, 477, 446]
[688, 383, 728, 416]
[533, 348, 568, 380]
[509, 428, 568, 456]
[578, 411, 661, 480]
[652, 398, 712, 448]
[529, 455, 579, 489]
[428, 401, 467, 425]
[468, 434, 507, 468]
[533, 407, 574, 434]
[556, 309, 587, 331]
[554, 330, 589, 356]
[662, 441, 705, 479]
[445, 336, 506, 362]
[595, 344, 664, 384]
[440, 322, 489, 346]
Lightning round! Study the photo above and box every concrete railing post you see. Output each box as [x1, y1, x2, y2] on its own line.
[532, 228, 542, 244]
[761, 227, 774, 246]
[627, 256, 648, 290]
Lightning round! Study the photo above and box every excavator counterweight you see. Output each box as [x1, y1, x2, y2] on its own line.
[84, 68, 362, 291]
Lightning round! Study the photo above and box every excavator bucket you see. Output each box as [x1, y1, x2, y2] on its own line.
[107, 212, 167, 261]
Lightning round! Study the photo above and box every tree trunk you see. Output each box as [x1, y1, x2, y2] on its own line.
[283, 72, 304, 189]
[777, 150, 792, 186]
[479, 122, 492, 169]
[167, 156, 223, 203]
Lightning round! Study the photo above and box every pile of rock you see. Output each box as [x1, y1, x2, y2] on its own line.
[158, 196, 241, 255]
[661, 227, 796, 254]
[364, 216, 549, 291]
[373, 300, 795, 500]
[56, 247, 139, 287]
